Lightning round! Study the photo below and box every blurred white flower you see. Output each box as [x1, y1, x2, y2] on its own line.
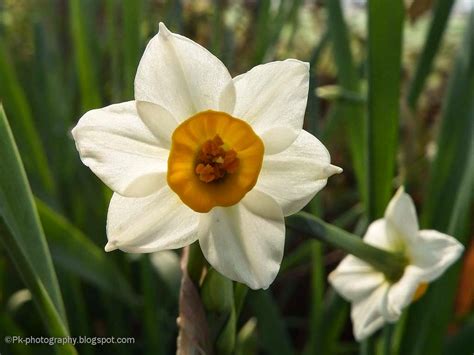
[329, 187, 464, 340]
[72, 23, 341, 289]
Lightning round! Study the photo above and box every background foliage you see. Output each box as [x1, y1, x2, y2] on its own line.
[0, 0, 472, 354]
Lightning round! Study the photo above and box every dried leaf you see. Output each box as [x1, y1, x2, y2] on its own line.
[176, 247, 212, 355]
[455, 239, 474, 317]
[407, 0, 434, 22]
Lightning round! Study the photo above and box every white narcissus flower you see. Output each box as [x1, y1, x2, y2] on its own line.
[328, 187, 464, 340]
[72, 23, 341, 290]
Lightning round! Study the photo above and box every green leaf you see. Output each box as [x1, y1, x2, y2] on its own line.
[305, 241, 325, 355]
[251, 0, 299, 65]
[123, 0, 142, 99]
[69, 0, 101, 111]
[326, 0, 366, 204]
[320, 291, 350, 355]
[140, 257, 162, 355]
[407, 0, 456, 110]
[399, 9, 474, 355]
[366, 0, 404, 220]
[35, 198, 137, 305]
[0, 41, 56, 195]
[247, 290, 294, 355]
[0, 105, 75, 354]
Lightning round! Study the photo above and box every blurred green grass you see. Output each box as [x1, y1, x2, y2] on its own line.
[0, 1, 472, 354]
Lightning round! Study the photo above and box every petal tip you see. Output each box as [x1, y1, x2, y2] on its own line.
[105, 241, 118, 252]
[158, 22, 171, 37]
[70, 126, 77, 139]
[326, 164, 343, 176]
[395, 185, 405, 196]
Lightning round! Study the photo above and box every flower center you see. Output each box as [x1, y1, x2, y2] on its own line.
[167, 110, 264, 213]
[194, 135, 239, 183]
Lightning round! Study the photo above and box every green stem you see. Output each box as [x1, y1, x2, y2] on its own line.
[286, 212, 407, 282]
[382, 324, 394, 355]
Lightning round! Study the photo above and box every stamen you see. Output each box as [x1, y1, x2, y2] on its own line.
[195, 135, 239, 183]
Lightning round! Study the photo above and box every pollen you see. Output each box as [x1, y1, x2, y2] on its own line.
[167, 110, 264, 213]
[195, 135, 240, 183]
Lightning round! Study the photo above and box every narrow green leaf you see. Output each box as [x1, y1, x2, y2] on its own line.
[306, 241, 325, 355]
[164, 0, 184, 32]
[326, 0, 366, 205]
[366, 0, 404, 220]
[211, 0, 225, 57]
[407, 0, 456, 110]
[105, 0, 122, 102]
[0, 106, 74, 353]
[361, 337, 376, 355]
[247, 290, 294, 355]
[0, 313, 33, 355]
[399, 10, 474, 355]
[0, 41, 56, 195]
[251, 0, 272, 65]
[60, 273, 93, 355]
[251, 0, 298, 65]
[69, 0, 101, 111]
[365, 3, 405, 349]
[306, 31, 329, 136]
[140, 257, 162, 355]
[35, 199, 137, 305]
[280, 240, 312, 273]
[420, 14, 474, 233]
[320, 290, 350, 355]
[123, 0, 142, 99]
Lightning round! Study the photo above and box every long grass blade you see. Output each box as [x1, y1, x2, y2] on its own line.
[36, 199, 137, 305]
[123, 0, 142, 99]
[0, 41, 56, 196]
[0, 105, 75, 353]
[406, 0, 456, 110]
[366, 0, 404, 220]
[247, 290, 293, 355]
[326, 0, 366, 205]
[399, 9, 474, 355]
[69, 0, 101, 111]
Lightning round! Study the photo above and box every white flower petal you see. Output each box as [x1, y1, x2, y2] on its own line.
[329, 255, 386, 302]
[351, 285, 388, 341]
[135, 23, 235, 120]
[383, 265, 424, 321]
[384, 187, 419, 245]
[71, 101, 168, 197]
[410, 230, 464, 282]
[255, 130, 342, 216]
[232, 59, 309, 154]
[106, 187, 199, 253]
[363, 219, 399, 252]
[136, 101, 178, 148]
[198, 190, 285, 290]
